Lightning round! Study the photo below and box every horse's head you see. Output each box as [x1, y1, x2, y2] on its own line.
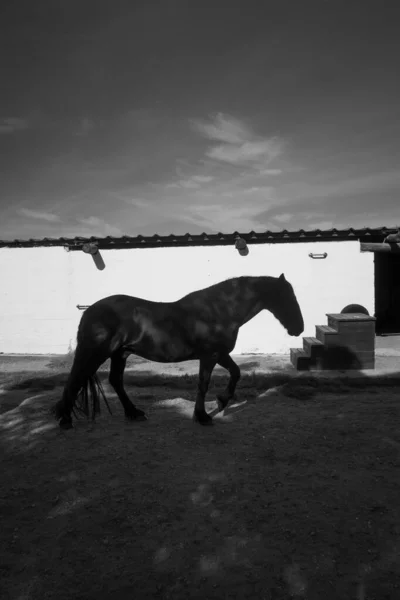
[269, 274, 304, 337]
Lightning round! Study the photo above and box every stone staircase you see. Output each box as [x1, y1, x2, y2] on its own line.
[290, 313, 376, 371]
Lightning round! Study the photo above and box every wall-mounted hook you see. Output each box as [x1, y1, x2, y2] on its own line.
[82, 242, 106, 270]
[383, 228, 400, 243]
[235, 236, 249, 256]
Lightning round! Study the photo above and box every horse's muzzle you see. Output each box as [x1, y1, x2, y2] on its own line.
[288, 327, 304, 337]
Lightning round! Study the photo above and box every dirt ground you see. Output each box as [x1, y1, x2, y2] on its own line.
[1, 354, 400, 599]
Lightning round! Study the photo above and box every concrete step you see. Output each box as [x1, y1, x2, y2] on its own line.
[303, 336, 325, 368]
[315, 325, 338, 344]
[327, 313, 376, 323]
[316, 326, 374, 351]
[303, 336, 324, 355]
[290, 348, 310, 371]
[327, 313, 376, 335]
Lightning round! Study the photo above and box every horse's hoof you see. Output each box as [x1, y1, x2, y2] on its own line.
[125, 411, 148, 422]
[193, 411, 213, 426]
[216, 394, 230, 412]
[59, 417, 73, 430]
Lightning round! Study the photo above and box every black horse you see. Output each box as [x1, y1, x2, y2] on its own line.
[54, 274, 304, 429]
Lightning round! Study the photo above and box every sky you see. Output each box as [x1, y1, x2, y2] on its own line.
[0, 0, 399, 240]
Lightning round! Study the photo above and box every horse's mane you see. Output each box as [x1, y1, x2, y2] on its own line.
[178, 275, 263, 301]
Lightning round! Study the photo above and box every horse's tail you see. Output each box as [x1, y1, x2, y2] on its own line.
[58, 306, 114, 422]
[72, 372, 113, 421]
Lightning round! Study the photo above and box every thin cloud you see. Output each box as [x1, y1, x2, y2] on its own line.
[208, 139, 283, 165]
[306, 220, 335, 230]
[161, 118, 282, 200]
[17, 208, 61, 222]
[278, 170, 400, 205]
[273, 213, 293, 223]
[256, 169, 400, 229]
[185, 201, 272, 232]
[122, 198, 151, 208]
[192, 113, 284, 168]
[166, 174, 214, 190]
[243, 186, 274, 195]
[259, 168, 282, 175]
[76, 216, 124, 236]
[0, 117, 29, 134]
[192, 175, 214, 183]
[191, 113, 252, 144]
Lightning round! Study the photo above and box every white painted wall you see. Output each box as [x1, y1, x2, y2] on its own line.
[0, 247, 76, 353]
[0, 241, 374, 355]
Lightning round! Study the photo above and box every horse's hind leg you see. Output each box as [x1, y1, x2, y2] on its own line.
[216, 354, 241, 412]
[193, 356, 217, 426]
[109, 351, 147, 421]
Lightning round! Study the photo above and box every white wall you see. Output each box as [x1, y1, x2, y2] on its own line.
[0, 247, 76, 353]
[0, 241, 374, 354]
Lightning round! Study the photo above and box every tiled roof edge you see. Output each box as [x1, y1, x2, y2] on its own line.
[0, 227, 397, 249]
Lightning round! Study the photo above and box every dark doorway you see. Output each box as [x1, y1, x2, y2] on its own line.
[374, 253, 400, 334]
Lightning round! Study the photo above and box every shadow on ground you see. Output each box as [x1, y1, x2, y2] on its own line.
[2, 365, 400, 407]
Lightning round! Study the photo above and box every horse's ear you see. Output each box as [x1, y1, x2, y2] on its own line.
[279, 273, 286, 281]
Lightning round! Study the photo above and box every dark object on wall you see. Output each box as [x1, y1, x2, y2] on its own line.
[383, 228, 400, 243]
[341, 304, 370, 316]
[82, 242, 105, 270]
[361, 242, 400, 253]
[82, 242, 99, 255]
[308, 252, 327, 259]
[235, 236, 249, 256]
[361, 229, 400, 253]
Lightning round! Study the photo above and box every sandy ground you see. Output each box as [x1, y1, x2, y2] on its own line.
[0, 352, 399, 599]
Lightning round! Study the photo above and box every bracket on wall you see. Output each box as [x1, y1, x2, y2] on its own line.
[361, 228, 400, 253]
[360, 242, 400, 253]
[383, 228, 400, 243]
[82, 242, 106, 270]
[309, 252, 328, 259]
[76, 305, 90, 310]
[235, 236, 249, 256]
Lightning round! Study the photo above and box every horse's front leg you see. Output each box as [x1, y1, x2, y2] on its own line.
[193, 356, 217, 426]
[216, 354, 241, 412]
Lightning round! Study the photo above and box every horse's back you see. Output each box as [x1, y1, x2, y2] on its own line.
[85, 294, 175, 314]
[89, 294, 150, 309]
